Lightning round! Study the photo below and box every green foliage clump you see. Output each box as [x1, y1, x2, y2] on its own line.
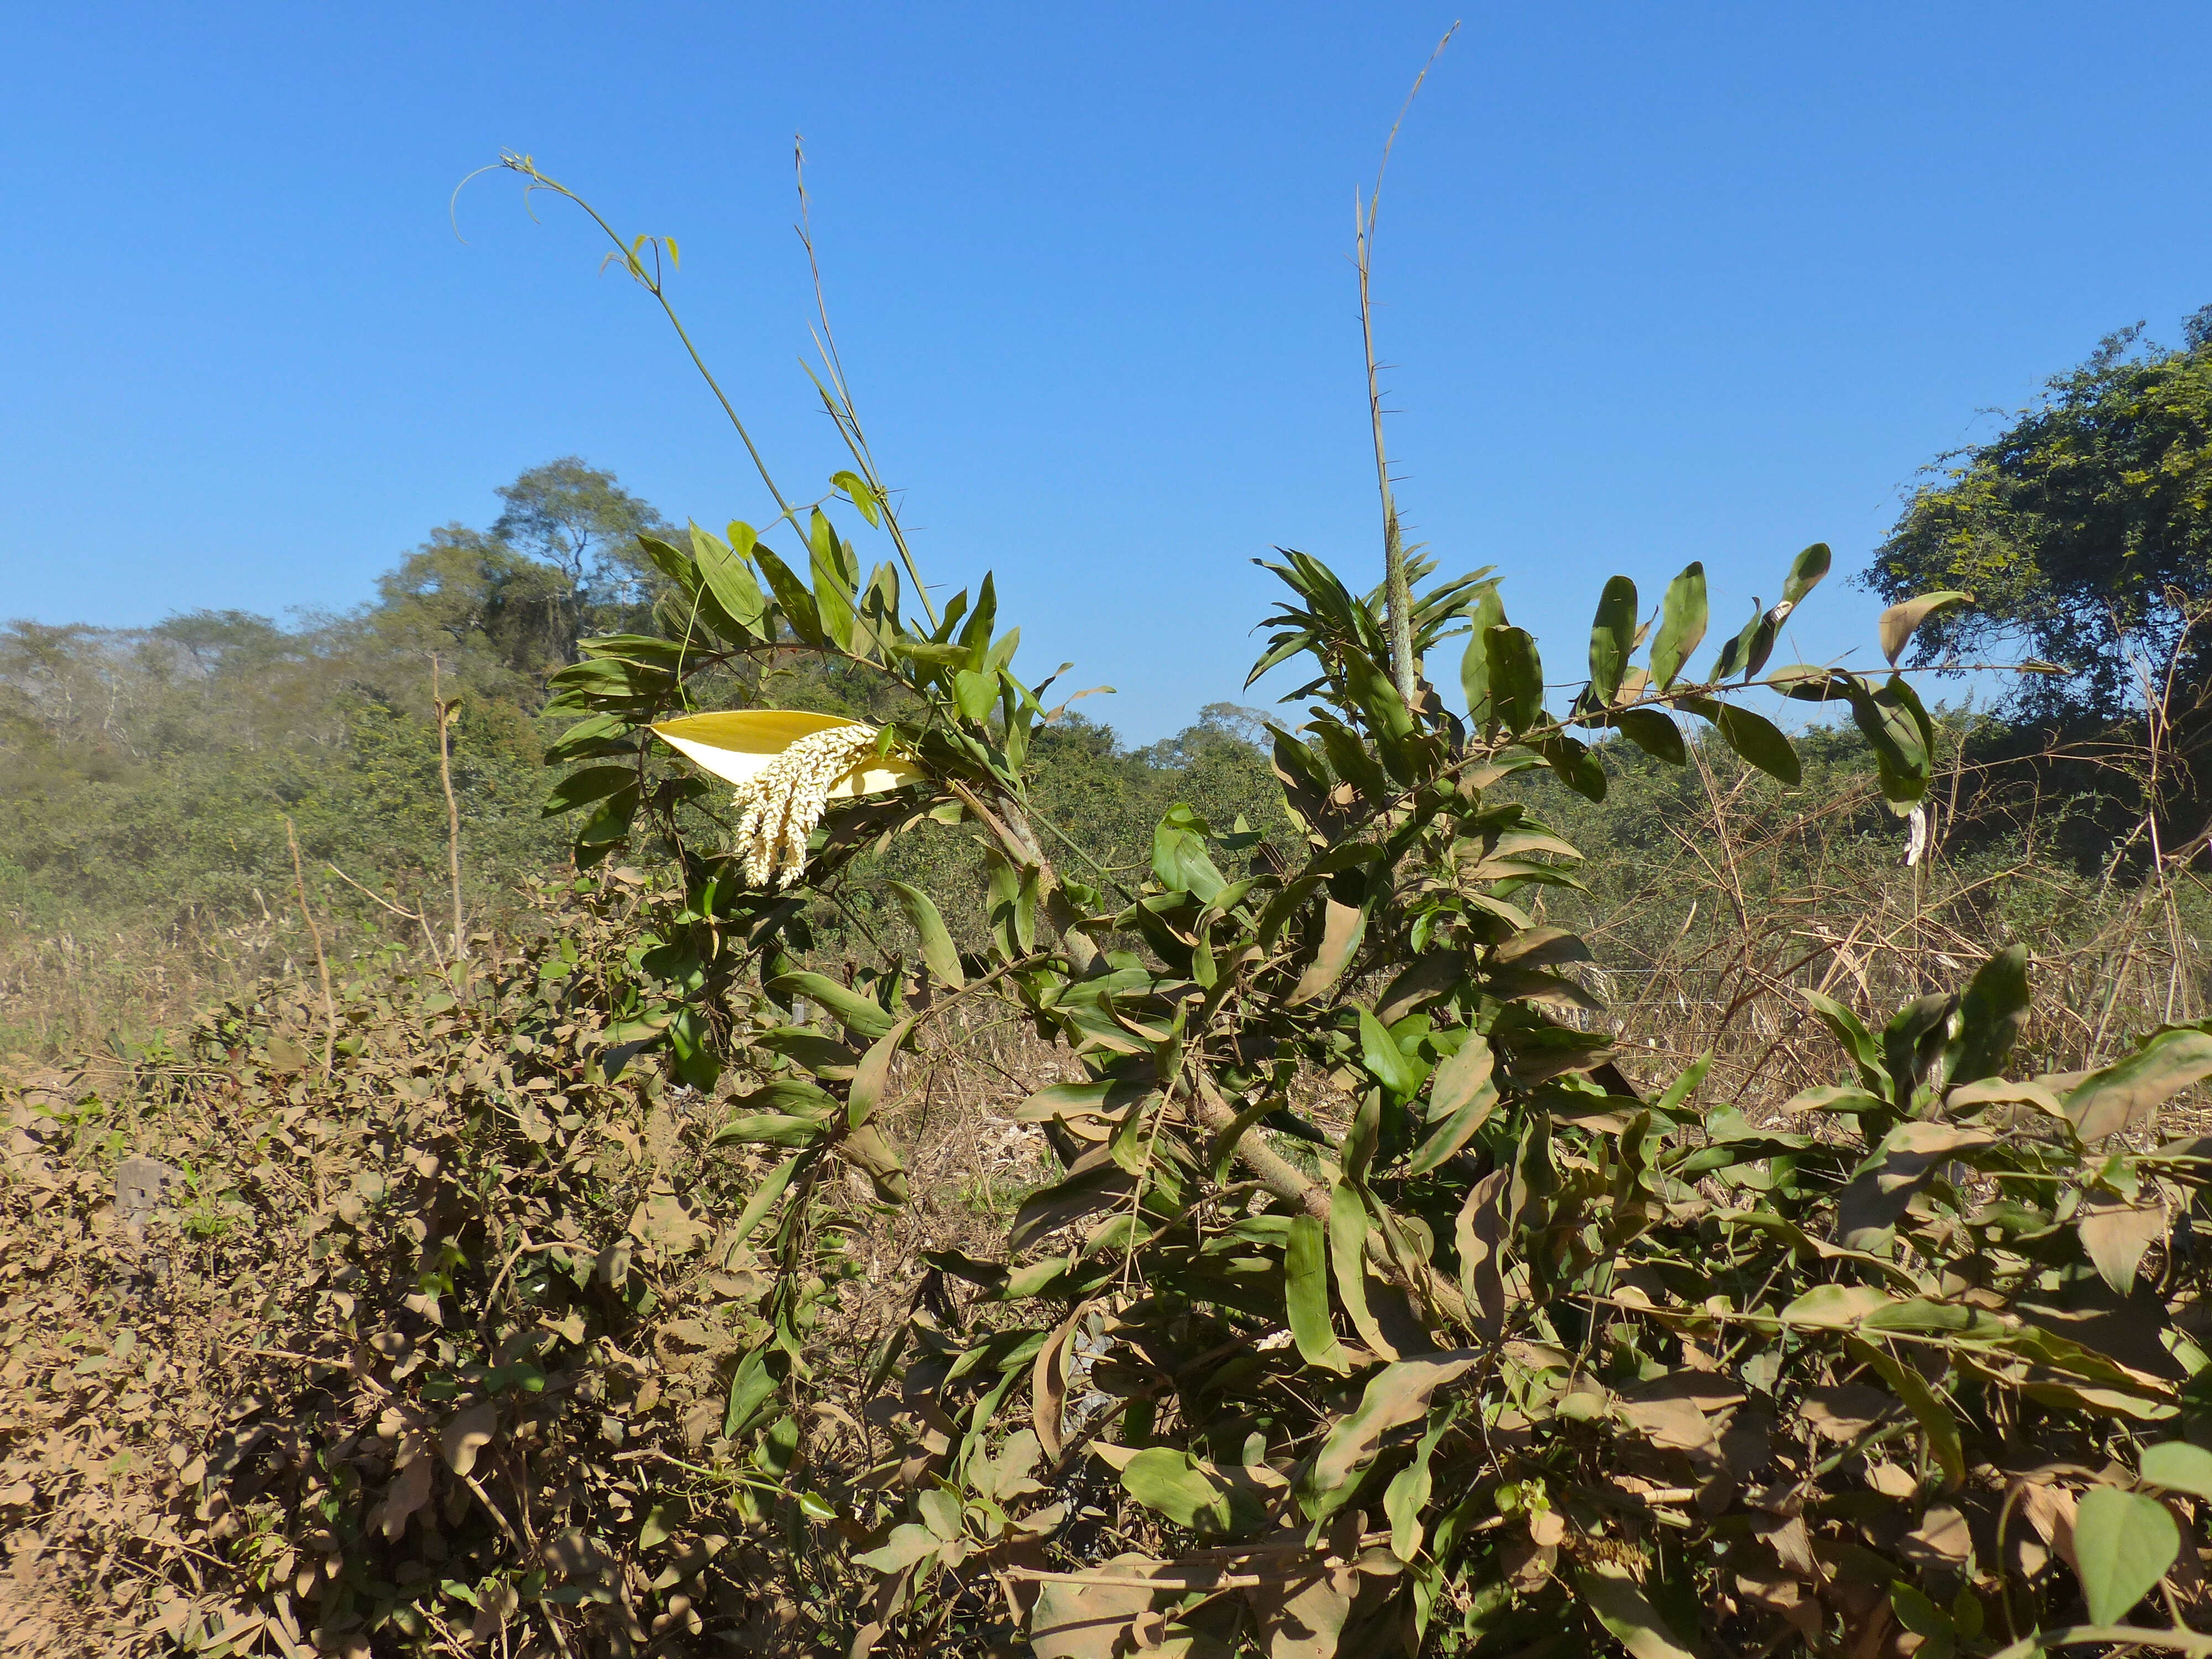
[508, 386, 2212, 1653]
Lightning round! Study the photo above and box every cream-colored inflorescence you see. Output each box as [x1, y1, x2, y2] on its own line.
[731, 722, 886, 888]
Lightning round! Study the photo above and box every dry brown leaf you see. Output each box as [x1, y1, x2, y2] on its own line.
[441, 1401, 498, 1478]
[2078, 1194, 2167, 1293]
[1801, 1385, 1898, 1443]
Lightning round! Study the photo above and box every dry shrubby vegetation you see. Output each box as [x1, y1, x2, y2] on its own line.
[0, 878, 1074, 1657]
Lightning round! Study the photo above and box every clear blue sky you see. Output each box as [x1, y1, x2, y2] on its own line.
[4, 3, 2208, 740]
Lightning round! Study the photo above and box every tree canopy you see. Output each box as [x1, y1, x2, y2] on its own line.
[1867, 305, 2212, 720]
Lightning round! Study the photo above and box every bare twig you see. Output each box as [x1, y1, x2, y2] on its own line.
[324, 861, 446, 969]
[284, 815, 335, 1078]
[432, 653, 467, 961]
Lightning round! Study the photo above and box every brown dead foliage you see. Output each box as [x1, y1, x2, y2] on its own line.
[0, 878, 1069, 1658]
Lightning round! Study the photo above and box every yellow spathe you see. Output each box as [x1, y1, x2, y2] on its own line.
[650, 710, 924, 799]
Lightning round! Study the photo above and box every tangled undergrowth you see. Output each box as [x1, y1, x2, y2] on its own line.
[0, 877, 1063, 1658]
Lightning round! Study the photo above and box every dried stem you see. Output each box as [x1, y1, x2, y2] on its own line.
[433, 653, 467, 961]
[1358, 22, 1458, 701]
[284, 815, 335, 1078]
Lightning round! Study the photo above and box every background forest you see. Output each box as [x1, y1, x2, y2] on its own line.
[7, 309, 2211, 1061]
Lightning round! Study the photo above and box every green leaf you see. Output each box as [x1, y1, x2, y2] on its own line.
[633, 531, 698, 593]
[1653, 1051, 1713, 1117]
[693, 525, 766, 631]
[2073, 1486, 2179, 1625]
[1009, 1152, 1134, 1253]
[1647, 562, 1707, 691]
[1327, 1183, 1392, 1360]
[958, 572, 999, 669]
[1287, 898, 1365, 1008]
[1587, 575, 1637, 705]
[952, 669, 997, 724]
[853, 1521, 938, 1575]
[665, 1005, 721, 1091]
[727, 1154, 800, 1249]
[766, 972, 897, 1041]
[727, 1079, 840, 1115]
[1408, 1035, 1498, 1175]
[1779, 1284, 1897, 1328]
[808, 510, 857, 653]
[1709, 598, 1765, 682]
[2141, 1442, 2212, 1501]
[847, 1016, 917, 1129]
[888, 881, 964, 990]
[723, 1347, 779, 1437]
[1384, 1406, 1454, 1563]
[709, 1113, 827, 1149]
[1357, 1006, 1429, 1098]
[639, 1501, 679, 1550]
[1152, 806, 1228, 902]
[1781, 541, 1832, 607]
[2067, 1027, 2212, 1142]
[1686, 699, 1800, 785]
[1302, 1351, 1480, 1516]
[1803, 989, 1890, 1099]
[1537, 733, 1608, 802]
[1834, 1121, 1995, 1248]
[1945, 944, 2030, 1086]
[542, 765, 637, 817]
[984, 848, 1021, 963]
[1313, 716, 1390, 803]
[1342, 644, 1415, 744]
[1285, 1214, 1352, 1375]
[1848, 1337, 1964, 1489]
[888, 639, 973, 669]
[1486, 626, 1545, 735]
[1611, 707, 1685, 765]
[1843, 674, 1934, 808]
[1765, 662, 1848, 701]
[831, 469, 881, 526]
[548, 656, 667, 695]
[571, 786, 639, 851]
[1459, 587, 1508, 727]
[1014, 1076, 1154, 1124]
[1880, 589, 1972, 665]
[1113, 1447, 1267, 1537]
[753, 546, 825, 646]
[544, 714, 635, 763]
[1578, 1563, 1698, 1659]
[836, 1124, 908, 1203]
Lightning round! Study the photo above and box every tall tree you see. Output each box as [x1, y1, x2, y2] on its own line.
[490, 456, 667, 623]
[1867, 306, 2212, 721]
[372, 461, 673, 684]
[373, 525, 576, 685]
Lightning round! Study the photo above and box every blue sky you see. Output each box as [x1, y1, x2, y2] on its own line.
[4, 2, 2208, 740]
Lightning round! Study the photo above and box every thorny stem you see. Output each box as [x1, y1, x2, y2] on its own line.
[794, 138, 942, 629]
